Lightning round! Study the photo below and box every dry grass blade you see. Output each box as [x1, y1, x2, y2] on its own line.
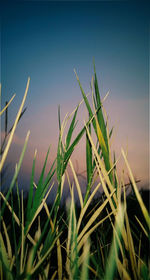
[0, 94, 16, 116]
[95, 156, 116, 212]
[117, 259, 131, 280]
[26, 247, 34, 274]
[77, 190, 115, 244]
[123, 182, 138, 280]
[85, 121, 117, 206]
[106, 206, 125, 261]
[1, 66, 149, 279]
[51, 270, 57, 280]
[0, 78, 30, 172]
[78, 210, 115, 252]
[125, 212, 138, 280]
[77, 182, 101, 232]
[66, 198, 72, 279]
[69, 158, 83, 208]
[122, 149, 150, 229]
[135, 216, 148, 237]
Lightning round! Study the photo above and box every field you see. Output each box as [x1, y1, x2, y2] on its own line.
[0, 67, 149, 279]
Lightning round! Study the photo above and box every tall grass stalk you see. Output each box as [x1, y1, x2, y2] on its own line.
[0, 67, 149, 280]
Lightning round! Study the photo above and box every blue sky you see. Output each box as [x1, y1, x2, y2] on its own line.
[1, 1, 149, 189]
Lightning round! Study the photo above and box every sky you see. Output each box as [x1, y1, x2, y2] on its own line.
[1, 1, 149, 193]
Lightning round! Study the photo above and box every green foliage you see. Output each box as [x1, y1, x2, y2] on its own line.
[0, 67, 149, 280]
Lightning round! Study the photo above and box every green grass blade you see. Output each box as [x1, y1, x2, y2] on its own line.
[65, 106, 79, 150]
[63, 107, 99, 169]
[25, 182, 53, 237]
[11, 194, 20, 276]
[94, 63, 108, 150]
[1, 219, 12, 262]
[104, 204, 124, 280]
[0, 131, 30, 219]
[58, 105, 61, 131]
[93, 65, 113, 184]
[20, 191, 24, 275]
[16, 181, 21, 222]
[109, 126, 113, 139]
[56, 226, 63, 280]
[37, 146, 50, 188]
[57, 135, 64, 183]
[70, 187, 79, 279]
[29, 147, 51, 216]
[80, 238, 90, 280]
[30, 233, 61, 277]
[26, 150, 37, 220]
[63, 125, 86, 172]
[0, 233, 13, 280]
[74, 69, 97, 132]
[75, 67, 113, 184]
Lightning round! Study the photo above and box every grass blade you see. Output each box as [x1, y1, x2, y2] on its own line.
[0, 94, 16, 116]
[94, 63, 108, 151]
[26, 149, 37, 221]
[0, 78, 30, 172]
[104, 204, 124, 280]
[0, 233, 13, 280]
[122, 149, 150, 229]
[69, 158, 83, 208]
[77, 190, 115, 246]
[65, 105, 79, 150]
[0, 131, 30, 218]
[80, 238, 90, 280]
[56, 226, 63, 280]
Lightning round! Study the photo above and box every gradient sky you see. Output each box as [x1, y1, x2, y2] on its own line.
[1, 1, 149, 191]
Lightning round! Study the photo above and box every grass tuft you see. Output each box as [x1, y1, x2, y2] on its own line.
[0, 66, 149, 280]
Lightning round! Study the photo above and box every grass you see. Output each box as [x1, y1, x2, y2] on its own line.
[0, 65, 149, 279]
